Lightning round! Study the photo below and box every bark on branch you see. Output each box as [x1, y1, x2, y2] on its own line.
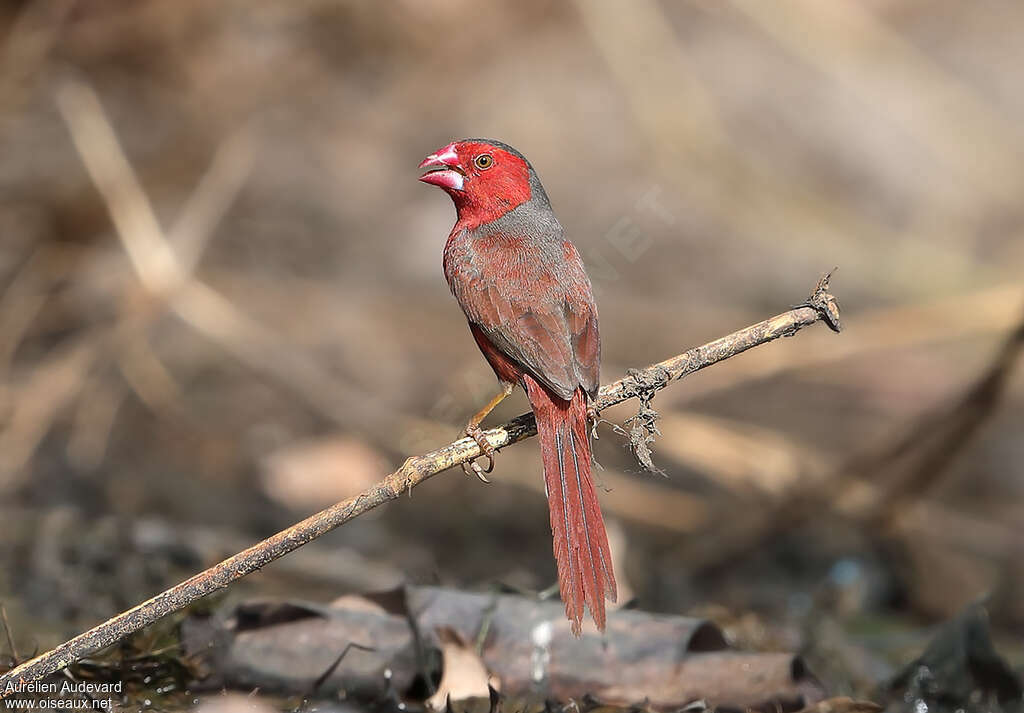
[0, 274, 841, 694]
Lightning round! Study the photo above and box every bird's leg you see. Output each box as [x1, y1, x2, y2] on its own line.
[461, 382, 514, 483]
[586, 403, 600, 438]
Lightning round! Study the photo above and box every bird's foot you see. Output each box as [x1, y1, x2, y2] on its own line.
[587, 404, 603, 439]
[461, 425, 496, 484]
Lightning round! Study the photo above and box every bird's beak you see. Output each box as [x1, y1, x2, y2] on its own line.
[418, 143, 465, 191]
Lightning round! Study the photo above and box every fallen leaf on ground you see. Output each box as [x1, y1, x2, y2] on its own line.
[426, 627, 498, 711]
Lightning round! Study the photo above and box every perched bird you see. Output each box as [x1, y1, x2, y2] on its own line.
[419, 139, 616, 633]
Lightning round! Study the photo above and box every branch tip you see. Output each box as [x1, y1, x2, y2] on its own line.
[796, 269, 842, 333]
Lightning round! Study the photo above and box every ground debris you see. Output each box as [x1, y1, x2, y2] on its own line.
[794, 697, 882, 713]
[885, 604, 1022, 713]
[181, 586, 824, 712]
[0, 610, 198, 710]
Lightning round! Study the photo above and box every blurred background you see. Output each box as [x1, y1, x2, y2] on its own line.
[0, 0, 1022, 703]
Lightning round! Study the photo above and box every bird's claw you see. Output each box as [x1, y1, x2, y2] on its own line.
[462, 459, 492, 484]
[480, 451, 495, 473]
[463, 425, 497, 483]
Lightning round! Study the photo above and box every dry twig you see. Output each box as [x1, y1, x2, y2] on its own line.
[0, 275, 840, 692]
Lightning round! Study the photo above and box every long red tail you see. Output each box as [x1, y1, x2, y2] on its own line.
[524, 374, 617, 634]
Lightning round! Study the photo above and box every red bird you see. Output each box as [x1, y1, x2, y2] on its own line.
[419, 139, 617, 633]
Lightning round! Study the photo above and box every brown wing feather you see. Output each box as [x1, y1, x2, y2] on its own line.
[561, 241, 600, 399]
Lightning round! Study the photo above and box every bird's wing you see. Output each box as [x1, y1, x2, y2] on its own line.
[452, 240, 600, 401]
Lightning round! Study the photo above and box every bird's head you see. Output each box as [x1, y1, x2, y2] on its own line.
[419, 139, 547, 228]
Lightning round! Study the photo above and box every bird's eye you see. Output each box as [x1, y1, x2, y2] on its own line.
[474, 154, 494, 170]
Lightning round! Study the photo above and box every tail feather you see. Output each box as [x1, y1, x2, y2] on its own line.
[525, 374, 617, 634]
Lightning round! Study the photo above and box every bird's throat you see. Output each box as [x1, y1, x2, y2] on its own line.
[453, 187, 532, 232]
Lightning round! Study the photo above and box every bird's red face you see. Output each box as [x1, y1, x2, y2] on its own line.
[419, 140, 533, 228]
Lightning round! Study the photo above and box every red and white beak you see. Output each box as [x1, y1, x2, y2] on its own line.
[418, 143, 465, 191]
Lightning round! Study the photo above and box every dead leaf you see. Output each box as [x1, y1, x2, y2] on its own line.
[426, 628, 498, 711]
